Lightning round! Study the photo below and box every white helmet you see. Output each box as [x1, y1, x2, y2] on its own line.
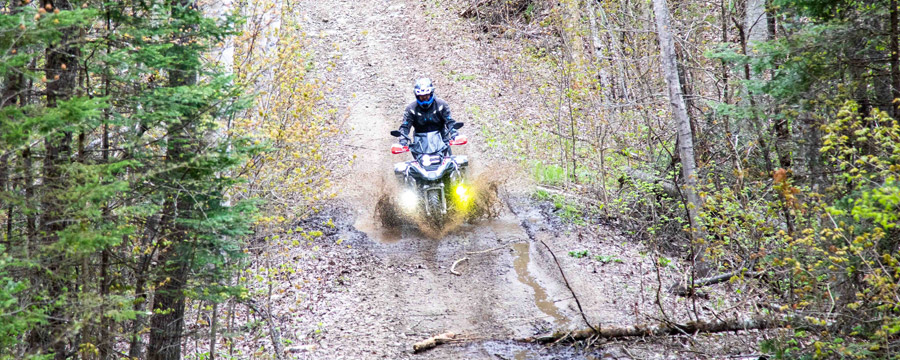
[414, 78, 435, 106]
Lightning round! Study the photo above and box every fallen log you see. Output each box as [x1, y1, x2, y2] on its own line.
[670, 270, 765, 296]
[521, 316, 787, 344]
[412, 332, 458, 353]
[620, 167, 680, 199]
[413, 315, 828, 352]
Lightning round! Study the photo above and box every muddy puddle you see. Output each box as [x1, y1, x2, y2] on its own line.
[353, 214, 403, 243]
[468, 340, 605, 359]
[512, 243, 570, 326]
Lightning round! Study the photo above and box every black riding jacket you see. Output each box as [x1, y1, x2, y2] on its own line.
[399, 98, 457, 144]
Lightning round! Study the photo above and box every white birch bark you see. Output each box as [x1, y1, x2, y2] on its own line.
[651, 0, 705, 267]
[744, 0, 768, 45]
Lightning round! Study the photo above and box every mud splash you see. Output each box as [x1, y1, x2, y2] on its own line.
[371, 171, 503, 240]
[512, 243, 570, 325]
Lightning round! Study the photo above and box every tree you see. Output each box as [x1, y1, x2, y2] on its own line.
[144, 1, 253, 359]
[651, 0, 706, 273]
[0, 1, 256, 358]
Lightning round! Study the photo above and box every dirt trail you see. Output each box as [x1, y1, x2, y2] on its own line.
[271, 0, 751, 359]
[294, 0, 596, 357]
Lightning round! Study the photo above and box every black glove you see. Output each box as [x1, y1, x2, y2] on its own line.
[399, 138, 408, 147]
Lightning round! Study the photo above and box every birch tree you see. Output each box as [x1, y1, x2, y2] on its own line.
[651, 0, 706, 273]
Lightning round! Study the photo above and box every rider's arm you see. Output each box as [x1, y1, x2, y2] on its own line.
[399, 105, 414, 145]
[440, 101, 457, 140]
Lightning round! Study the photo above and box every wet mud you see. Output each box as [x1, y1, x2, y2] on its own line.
[512, 243, 570, 326]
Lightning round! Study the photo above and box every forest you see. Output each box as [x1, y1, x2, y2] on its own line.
[1, 0, 899, 359]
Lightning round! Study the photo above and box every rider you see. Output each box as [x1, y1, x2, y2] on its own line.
[398, 78, 457, 150]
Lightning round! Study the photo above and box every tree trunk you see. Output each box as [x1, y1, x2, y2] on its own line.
[891, 0, 900, 119]
[733, 17, 774, 174]
[35, 1, 78, 358]
[651, 0, 707, 273]
[0, 153, 6, 248]
[0, 11, 21, 247]
[148, 260, 189, 360]
[128, 267, 148, 358]
[744, 0, 768, 43]
[148, 2, 198, 359]
[762, 0, 791, 170]
[22, 148, 34, 254]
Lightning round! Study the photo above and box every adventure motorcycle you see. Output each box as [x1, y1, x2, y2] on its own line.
[390, 123, 470, 223]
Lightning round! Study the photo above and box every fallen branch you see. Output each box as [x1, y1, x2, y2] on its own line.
[466, 245, 508, 255]
[521, 316, 784, 344]
[620, 167, 680, 199]
[670, 270, 765, 296]
[412, 332, 458, 353]
[450, 257, 468, 276]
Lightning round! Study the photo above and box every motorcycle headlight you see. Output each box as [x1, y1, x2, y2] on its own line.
[399, 190, 418, 212]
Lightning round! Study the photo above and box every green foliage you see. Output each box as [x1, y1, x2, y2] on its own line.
[657, 256, 672, 268]
[761, 102, 900, 357]
[530, 161, 567, 186]
[449, 70, 477, 82]
[0, 247, 45, 358]
[230, 0, 341, 229]
[567, 250, 621, 263]
[552, 196, 585, 225]
[532, 189, 586, 225]
[568, 250, 589, 258]
[594, 254, 623, 264]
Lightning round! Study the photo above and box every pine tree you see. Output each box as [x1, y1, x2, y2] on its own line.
[0, 1, 257, 358]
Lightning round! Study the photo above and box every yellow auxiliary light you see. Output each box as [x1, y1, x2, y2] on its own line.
[455, 184, 470, 203]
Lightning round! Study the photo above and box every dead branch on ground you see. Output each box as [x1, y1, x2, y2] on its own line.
[670, 270, 765, 297]
[412, 332, 459, 353]
[619, 167, 680, 199]
[520, 315, 814, 344]
[466, 245, 508, 255]
[461, 0, 490, 18]
[450, 257, 468, 276]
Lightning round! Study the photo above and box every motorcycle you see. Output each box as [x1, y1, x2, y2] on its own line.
[389, 123, 470, 224]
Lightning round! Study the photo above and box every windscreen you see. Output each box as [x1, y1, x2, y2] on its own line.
[411, 131, 447, 155]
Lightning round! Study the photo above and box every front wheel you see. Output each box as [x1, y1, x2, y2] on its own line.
[425, 189, 444, 225]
